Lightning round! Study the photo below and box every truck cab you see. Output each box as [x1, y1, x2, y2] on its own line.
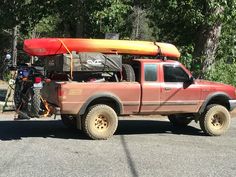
[133, 59, 201, 114]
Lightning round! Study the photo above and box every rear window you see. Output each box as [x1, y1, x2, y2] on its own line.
[144, 64, 157, 81]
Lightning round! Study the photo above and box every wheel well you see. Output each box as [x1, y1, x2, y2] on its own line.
[85, 97, 121, 115]
[206, 96, 230, 110]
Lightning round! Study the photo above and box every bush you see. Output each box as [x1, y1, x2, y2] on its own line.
[205, 60, 236, 86]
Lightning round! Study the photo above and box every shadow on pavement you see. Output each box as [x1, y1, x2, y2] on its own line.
[116, 120, 203, 136]
[0, 120, 87, 141]
[0, 119, 203, 141]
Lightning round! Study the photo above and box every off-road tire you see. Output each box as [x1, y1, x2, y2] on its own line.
[200, 104, 231, 136]
[61, 115, 77, 129]
[122, 64, 135, 82]
[27, 88, 41, 118]
[82, 104, 118, 140]
[14, 79, 22, 109]
[168, 115, 192, 127]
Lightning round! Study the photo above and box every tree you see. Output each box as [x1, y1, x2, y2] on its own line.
[52, 0, 133, 38]
[146, 0, 236, 77]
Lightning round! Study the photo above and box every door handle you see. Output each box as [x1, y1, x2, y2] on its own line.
[164, 87, 172, 91]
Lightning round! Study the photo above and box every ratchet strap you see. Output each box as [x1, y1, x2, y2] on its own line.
[58, 39, 74, 79]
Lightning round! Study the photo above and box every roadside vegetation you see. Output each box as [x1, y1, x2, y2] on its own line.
[0, 0, 235, 85]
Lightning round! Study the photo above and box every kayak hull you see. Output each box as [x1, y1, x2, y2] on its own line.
[23, 38, 180, 58]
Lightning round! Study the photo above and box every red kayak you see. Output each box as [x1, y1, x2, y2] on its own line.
[23, 38, 180, 58]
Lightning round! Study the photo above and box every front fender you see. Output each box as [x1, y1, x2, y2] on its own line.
[199, 92, 231, 114]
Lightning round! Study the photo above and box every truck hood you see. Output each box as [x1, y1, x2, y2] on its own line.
[195, 79, 236, 99]
[195, 79, 232, 87]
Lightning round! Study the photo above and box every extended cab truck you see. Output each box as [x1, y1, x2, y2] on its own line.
[41, 59, 236, 140]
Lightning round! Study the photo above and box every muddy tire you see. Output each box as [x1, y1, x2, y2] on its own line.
[200, 104, 231, 136]
[61, 115, 77, 129]
[168, 115, 192, 127]
[27, 88, 41, 118]
[14, 79, 22, 109]
[122, 64, 135, 82]
[82, 104, 118, 140]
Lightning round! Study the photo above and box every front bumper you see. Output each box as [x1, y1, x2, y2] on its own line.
[229, 100, 236, 111]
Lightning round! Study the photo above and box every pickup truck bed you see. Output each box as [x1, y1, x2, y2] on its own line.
[41, 81, 141, 115]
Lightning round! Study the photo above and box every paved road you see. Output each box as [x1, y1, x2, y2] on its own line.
[0, 113, 235, 177]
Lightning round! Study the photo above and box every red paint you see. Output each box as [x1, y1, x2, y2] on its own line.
[41, 59, 236, 116]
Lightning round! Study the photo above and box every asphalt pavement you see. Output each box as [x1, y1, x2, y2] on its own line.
[0, 113, 235, 177]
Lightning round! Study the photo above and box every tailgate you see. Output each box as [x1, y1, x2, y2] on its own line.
[41, 81, 61, 106]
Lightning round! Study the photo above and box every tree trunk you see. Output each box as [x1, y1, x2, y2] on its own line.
[12, 25, 18, 67]
[201, 24, 222, 74]
[75, 17, 84, 37]
[193, 6, 223, 77]
[75, 0, 84, 37]
[130, 6, 153, 40]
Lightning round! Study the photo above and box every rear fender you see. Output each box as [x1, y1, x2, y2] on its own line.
[78, 93, 123, 116]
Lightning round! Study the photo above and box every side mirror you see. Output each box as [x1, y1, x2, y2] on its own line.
[188, 76, 194, 84]
[183, 76, 194, 88]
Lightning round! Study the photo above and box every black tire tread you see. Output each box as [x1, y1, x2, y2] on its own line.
[122, 64, 135, 82]
[14, 79, 22, 109]
[28, 88, 41, 117]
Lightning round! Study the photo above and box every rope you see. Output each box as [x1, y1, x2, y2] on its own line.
[39, 95, 51, 117]
[58, 39, 74, 79]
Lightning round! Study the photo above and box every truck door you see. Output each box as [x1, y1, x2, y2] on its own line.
[160, 64, 201, 113]
[140, 63, 162, 113]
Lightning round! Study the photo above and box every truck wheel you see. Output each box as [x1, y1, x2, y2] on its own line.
[61, 115, 77, 129]
[122, 64, 135, 82]
[168, 115, 192, 127]
[14, 79, 22, 109]
[200, 104, 231, 136]
[82, 104, 118, 140]
[27, 88, 41, 118]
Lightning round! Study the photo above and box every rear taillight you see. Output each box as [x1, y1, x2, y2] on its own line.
[34, 77, 42, 83]
[58, 87, 64, 97]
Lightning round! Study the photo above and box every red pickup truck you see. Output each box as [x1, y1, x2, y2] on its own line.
[41, 59, 236, 140]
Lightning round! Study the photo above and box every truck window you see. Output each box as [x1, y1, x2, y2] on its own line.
[144, 64, 157, 81]
[164, 65, 189, 82]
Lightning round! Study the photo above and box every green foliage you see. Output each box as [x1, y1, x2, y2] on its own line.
[179, 45, 194, 70]
[206, 60, 236, 86]
[129, 7, 155, 40]
[148, 0, 205, 44]
[205, 1, 236, 84]
[92, 0, 132, 34]
[32, 15, 61, 37]
[0, 0, 236, 85]
[2, 70, 11, 81]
